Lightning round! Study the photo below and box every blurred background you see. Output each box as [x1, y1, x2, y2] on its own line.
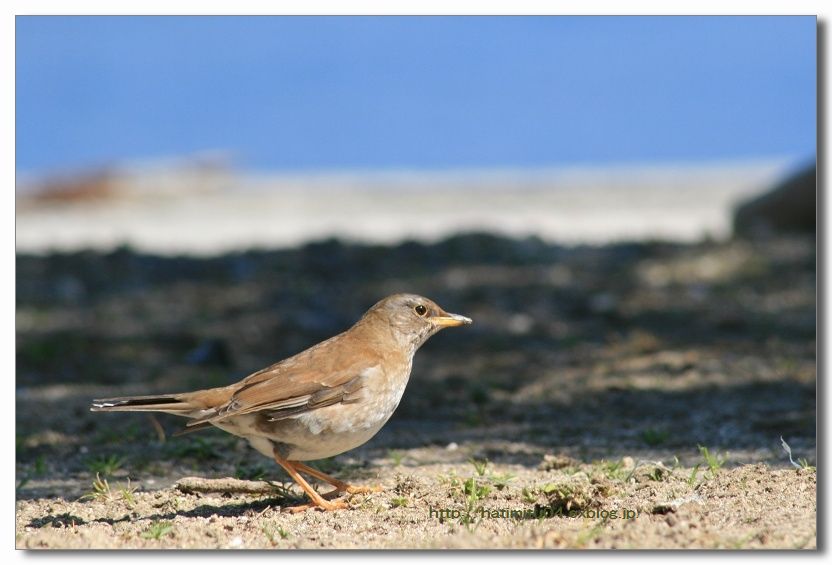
[16, 16, 816, 503]
[17, 15, 816, 250]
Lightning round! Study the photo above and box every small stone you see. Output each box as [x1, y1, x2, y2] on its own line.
[539, 454, 579, 471]
[507, 314, 534, 335]
[652, 504, 676, 515]
[446, 442, 458, 451]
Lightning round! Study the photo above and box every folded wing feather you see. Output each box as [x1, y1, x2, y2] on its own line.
[186, 333, 380, 427]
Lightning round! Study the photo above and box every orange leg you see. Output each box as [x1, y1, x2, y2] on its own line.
[292, 461, 382, 494]
[272, 448, 347, 512]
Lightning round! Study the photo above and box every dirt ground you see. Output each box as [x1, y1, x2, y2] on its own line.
[15, 233, 817, 549]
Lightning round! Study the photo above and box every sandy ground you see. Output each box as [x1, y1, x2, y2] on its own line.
[16, 162, 789, 254]
[15, 230, 816, 549]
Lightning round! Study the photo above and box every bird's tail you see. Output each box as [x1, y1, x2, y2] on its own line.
[91, 393, 197, 415]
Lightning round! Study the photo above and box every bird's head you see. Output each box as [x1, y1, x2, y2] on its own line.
[362, 293, 472, 353]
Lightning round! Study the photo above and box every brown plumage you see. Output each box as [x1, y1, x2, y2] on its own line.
[92, 293, 471, 511]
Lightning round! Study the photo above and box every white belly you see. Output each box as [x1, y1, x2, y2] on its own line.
[212, 363, 411, 461]
[214, 406, 393, 461]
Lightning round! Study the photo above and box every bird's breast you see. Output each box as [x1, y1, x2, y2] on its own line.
[306, 359, 413, 435]
[217, 357, 415, 461]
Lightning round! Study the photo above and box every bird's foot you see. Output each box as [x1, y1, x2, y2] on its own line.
[344, 484, 383, 494]
[283, 497, 349, 513]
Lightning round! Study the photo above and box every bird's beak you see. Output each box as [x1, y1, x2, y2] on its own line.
[430, 313, 473, 327]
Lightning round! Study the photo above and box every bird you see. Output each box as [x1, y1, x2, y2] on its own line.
[91, 293, 472, 511]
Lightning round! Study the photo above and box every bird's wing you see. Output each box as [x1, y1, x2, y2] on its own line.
[186, 333, 379, 426]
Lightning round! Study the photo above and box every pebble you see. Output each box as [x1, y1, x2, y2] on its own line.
[507, 313, 534, 335]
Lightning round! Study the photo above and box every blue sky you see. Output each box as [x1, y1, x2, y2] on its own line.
[16, 16, 816, 174]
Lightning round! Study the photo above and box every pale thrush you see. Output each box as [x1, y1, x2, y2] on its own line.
[91, 293, 471, 511]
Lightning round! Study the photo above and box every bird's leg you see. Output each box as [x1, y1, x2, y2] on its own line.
[292, 461, 383, 494]
[272, 448, 347, 512]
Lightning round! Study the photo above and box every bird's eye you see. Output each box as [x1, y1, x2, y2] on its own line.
[414, 304, 428, 316]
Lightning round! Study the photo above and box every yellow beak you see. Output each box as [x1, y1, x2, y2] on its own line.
[430, 313, 473, 327]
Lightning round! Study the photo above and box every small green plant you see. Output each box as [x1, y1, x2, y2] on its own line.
[541, 483, 559, 495]
[522, 487, 537, 504]
[489, 472, 516, 491]
[641, 428, 670, 447]
[470, 458, 489, 477]
[797, 458, 816, 471]
[647, 466, 667, 483]
[687, 464, 701, 487]
[598, 459, 628, 481]
[141, 521, 174, 540]
[444, 472, 493, 528]
[462, 477, 491, 501]
[33, 455, 46, 475]
[541, 482, 598, 515]
[698, 445, 726, 476]
[118, 480, 138, 508]
[388, 450, 404, 466]
[85, 454, 124, 476]
[262, 522, 290, 545]
[81, 473, 113, 502]
[390, 496, 408, 508]
[80, 473, 136, 507]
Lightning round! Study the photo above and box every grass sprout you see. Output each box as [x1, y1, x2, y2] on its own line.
[141, 521, 174, 540]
